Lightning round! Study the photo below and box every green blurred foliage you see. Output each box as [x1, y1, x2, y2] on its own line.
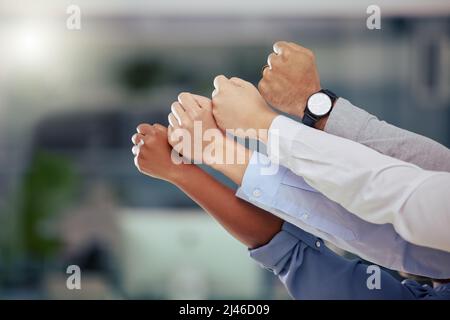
[18, 151, 78, 259]
[118, 59, 166, 92]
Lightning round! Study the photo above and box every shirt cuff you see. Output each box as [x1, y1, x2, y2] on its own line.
[249, 222, 322, 274]
[235, 151, 287, 206]
[267, 115, 307, 166]
[324, 98, 371, 141]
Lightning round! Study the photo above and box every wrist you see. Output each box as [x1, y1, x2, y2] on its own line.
[256, 110, 278, 144]
[314, 115, 328, 131]
[170, 163, 198, 187]
[202, 131, 227, 166]
[210, 136, 252, 185]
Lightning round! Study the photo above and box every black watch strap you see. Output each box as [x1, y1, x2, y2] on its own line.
[320, 88, 338, 104]
[302, 89, 337, 127]
[302, 113, 317, 127]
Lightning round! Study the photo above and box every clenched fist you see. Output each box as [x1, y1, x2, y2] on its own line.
[211, 75, 277, 141]
[258, 41, 321, 118]
[167, 92, 224, 164]
[131, 123, 185, 182]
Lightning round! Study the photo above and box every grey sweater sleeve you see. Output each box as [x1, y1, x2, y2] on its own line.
[324, 98, 450, 172]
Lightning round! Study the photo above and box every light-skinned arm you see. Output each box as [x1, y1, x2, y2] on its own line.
[258, 41, 450, 171]
[210, 76, 450, 252]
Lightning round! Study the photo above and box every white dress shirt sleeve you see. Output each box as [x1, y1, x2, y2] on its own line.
[266, 115, 450, 252]
[324, 98, 450, 172]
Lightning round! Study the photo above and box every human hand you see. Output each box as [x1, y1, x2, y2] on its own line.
[258, 41, 321, 118]
[131, 123, 186, 182]
[167, 92, 225, 164]
[211, 75, 277, 141]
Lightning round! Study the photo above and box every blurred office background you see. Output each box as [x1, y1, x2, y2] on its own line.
[0, 0, 449, 299]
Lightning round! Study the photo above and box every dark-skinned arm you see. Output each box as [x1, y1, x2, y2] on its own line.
[132, 123, 282, 249]
[173, 164, 282, 249]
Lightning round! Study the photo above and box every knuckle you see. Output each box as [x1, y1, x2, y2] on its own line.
[153, 123, 165, 132]
[136, 123, 147, 133]
[211, 96, 218, 105]
[178, 92, 189, 101]
[304, 48, 315, 59]
[258, 79, 267, 92]
[274, 41, 286, 51]
[282, 43, 291, 52]
[262, 67, 272, 79]
[136, 146, 144, 157]
[218, 83, 227, 91]
[172, 101, 181, 110]
[289, 42, 300, 49]
[268, 53, 277, 66]
[137, 157, 145, 169]
[259, 84, 272, 101]
[212, 97, 222, 108]
[168, 131, 177, 143]
[137, 139, 145, 149]
[214, 75, 229, 89]
[281, 49, 290, 61]
[134, 155, 141, 166]
[214, 75, 223, 85]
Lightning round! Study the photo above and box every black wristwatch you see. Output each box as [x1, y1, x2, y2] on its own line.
[302, 89, 338, 128]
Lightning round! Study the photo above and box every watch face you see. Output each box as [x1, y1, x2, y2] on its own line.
[307, 92, 332, 116]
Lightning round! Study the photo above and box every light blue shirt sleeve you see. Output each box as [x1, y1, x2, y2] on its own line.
[250, 222, 450, 300]
[236, 152, 357, 242]
[236, 151, 450, 280]
[237, 152, 288, 202]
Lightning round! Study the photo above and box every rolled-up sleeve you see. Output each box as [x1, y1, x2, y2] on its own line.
[249, 222, 320, 275]
[249, 223, 424, 300]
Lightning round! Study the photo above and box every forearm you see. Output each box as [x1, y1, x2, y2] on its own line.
[207, 136, 252, 186]
[171, 164, 282, 249]
[323, 98, 450, 172]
